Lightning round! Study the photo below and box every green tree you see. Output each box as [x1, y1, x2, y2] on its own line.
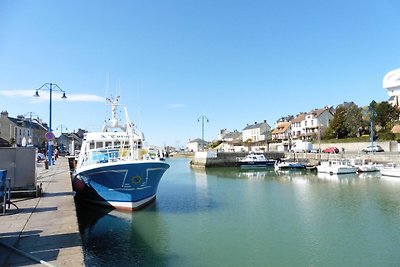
[324, 102, 364, 139]
[370, 101, 400, 131]
[343, 102, 364, 137]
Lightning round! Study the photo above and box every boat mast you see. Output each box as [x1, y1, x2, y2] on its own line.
[124, 106, 136, 160]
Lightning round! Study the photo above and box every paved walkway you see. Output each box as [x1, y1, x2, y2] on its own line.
[0, 157, 84, 266]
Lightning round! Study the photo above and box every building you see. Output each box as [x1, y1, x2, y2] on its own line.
[0, 111, 48, 147]
[217, 129, 242, 151]
[57, 129, 86, 155]
[271, 121, 291, 141]
[242, 120, 271, 149]
[290, 107, 333, 141]
[303, 107, 333, 140]
[186, 138, 210, 152]
[290, 113, 306, 140]
[383, 68, 400, 107]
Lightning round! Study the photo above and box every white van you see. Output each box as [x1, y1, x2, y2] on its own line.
[290, 141, 313, 153]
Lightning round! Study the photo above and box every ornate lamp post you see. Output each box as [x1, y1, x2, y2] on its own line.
[197, 115, 209, 151]
[34, 83, 67, 165]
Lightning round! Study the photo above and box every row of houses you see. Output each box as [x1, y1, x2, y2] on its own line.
[187, 106, 334, 152]
[0, 110, 85, 154]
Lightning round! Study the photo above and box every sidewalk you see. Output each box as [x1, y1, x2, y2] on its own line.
[0, 157, 85, 266]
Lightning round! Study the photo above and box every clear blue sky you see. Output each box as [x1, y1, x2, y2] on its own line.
[1, 0, 399, 147]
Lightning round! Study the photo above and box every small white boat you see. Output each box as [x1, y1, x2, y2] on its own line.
[349, 158, 379, 173]
[237, 152, 275, 168]
[317, 159, 357, 175]
[274, 159, 305, 171]
[380, 162, 400, 178]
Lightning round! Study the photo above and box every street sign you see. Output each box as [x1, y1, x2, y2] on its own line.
[45, 132, 55, 140]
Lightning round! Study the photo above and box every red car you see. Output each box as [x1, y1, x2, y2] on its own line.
[322, 147, 339, 153]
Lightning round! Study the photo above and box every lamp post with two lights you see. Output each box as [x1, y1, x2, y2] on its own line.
[34, 83, 67, 165]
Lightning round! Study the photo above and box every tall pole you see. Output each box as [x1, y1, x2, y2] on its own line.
[49, 83, 53, 165]
[197, 115, 209, 151]
[370, 107, 374, 155]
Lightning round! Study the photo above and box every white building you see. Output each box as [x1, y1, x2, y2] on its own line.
[383, 68, 400, 106]
[290, 107, 333, 141]
[242, 120, 271, 150]
[187, 138, 210, 152]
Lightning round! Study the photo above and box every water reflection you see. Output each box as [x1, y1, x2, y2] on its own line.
[317, 172, 359, 183]
[76, 200, 169, 266]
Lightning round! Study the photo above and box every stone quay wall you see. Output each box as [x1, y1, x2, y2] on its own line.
[190, 151, 285, 168]
[189, 141, 400, 168]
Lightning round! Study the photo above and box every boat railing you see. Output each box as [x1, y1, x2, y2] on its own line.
[80, 145, 135, 166]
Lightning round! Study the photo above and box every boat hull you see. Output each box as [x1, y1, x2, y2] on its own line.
[317, 166, 357, 175]
[239, 160, 275, 168]
[380, 168, 400, 178]
[74, 160, 170, 210]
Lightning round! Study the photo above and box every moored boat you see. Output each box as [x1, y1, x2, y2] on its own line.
[237, 152, 275, 168]
[349, 157, 379, 173]
[317, 159, 357, 175]
[274, 158, 306, 171]
[380, 162, 400, 178]
[73, 96, 170, 210]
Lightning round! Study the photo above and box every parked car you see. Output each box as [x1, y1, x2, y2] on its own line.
[322, 147, 339, 153]
[362, 145, 384, 153]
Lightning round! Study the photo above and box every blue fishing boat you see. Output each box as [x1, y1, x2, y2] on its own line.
[73, 96, 169, 210]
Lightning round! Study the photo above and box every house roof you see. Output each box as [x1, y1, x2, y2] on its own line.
[272, 122, 291, 134]
[223, 131, 242, 140]
[309, 108, 327, 117]
[292, 114, 305, 123]
[243, 121, 270, 131]
[7, 116, 48, 131]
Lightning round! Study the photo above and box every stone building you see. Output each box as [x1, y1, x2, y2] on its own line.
[0, 111, 48, 147]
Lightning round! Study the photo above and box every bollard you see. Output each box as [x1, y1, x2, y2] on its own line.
[44, 160, 49, 170]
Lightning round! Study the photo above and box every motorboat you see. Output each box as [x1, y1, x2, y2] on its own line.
[237, 152, 275, 168]
[274, 158, 305, 171]
[73, 96, 170, 210]
[349, 157, 379, 173]
[317, 159, 357, 175]
[380, 162, 400, 178]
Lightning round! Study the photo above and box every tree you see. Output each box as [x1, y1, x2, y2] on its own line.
[370, 101, 400, 131]
[324, 102, 364, 139]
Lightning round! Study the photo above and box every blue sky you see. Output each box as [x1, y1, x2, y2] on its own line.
[1, 0, 399, 147]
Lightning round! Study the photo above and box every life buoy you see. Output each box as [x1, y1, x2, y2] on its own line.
[131, 175, 142, 185]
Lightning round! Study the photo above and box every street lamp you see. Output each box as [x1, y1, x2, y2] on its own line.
[369, 106, 376, 154]
[22, 112, 41, 145]
[197, 115, 209, 151]
[34, 83, 67, 165]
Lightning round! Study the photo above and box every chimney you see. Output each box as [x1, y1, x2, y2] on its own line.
[1, 111, 9, 118]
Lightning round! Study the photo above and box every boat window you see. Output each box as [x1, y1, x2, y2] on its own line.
[105, 142, 112, 148]
[96, 142, 103, 149]
[89, 142, 95, 149]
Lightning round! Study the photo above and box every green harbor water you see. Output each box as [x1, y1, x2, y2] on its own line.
[76, 157, 400, 267]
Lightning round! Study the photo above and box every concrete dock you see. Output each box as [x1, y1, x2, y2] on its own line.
[0, 157, 85, 266]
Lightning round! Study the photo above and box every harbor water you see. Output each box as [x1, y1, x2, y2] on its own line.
[76, 158, 400, 266]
